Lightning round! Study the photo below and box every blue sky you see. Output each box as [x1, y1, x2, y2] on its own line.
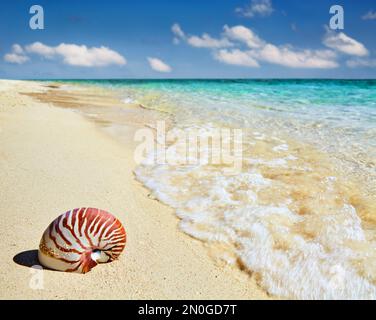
[0, 0, 375, 79]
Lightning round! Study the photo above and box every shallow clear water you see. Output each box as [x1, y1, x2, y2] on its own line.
[75, 79, 376, 171]
[63, 79, 376, 299]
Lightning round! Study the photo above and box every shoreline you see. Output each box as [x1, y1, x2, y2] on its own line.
[0, 80, 270, 299]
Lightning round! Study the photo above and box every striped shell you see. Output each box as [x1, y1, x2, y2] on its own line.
[38, 208, 126, 273]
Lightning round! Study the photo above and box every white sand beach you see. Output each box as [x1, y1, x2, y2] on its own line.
[0, 80, 269, 299]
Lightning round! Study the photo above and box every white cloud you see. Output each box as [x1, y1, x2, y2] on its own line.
[25, 42, 127, 67]
[223, 25, 264, 48]
[346, 58, 376, 68]
[172, 23, 185, 39]
[26, 42, 55, 58]
[147, 57, 172, 73]
[172, 23, 232, 49]
[236, 0, 273, 18]
[3, 44, 29, 64]
[323, 30, 368, 57]
[12, 44, 24, 55]
[56, 44, 126, 67]
[213, 45, 338, 69]
[4, 53, 29, 64]
[250, 44, 338, 68]
[214, 49, 259, 67]
[171, 23, 339, 69]
[187, 33, 233, 48]
[222, 25, 337, 69]
[362, 10, 376, 20]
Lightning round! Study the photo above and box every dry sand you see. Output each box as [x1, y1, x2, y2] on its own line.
[0, 80, 269, 299]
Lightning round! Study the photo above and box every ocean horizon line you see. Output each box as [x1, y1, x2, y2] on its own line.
[6, 77, 376, 82]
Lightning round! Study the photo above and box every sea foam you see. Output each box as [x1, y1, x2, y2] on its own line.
[135, 124, 376, 299]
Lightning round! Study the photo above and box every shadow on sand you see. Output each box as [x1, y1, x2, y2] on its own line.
[13, 250, 40, 268]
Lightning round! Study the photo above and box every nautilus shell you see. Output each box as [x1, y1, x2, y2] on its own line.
[38, 208, 126, 273]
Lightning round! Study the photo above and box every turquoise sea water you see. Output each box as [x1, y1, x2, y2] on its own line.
[67, 79, 376, 150]
[73, 79, 376, 179]
[61, 79, 376, 299]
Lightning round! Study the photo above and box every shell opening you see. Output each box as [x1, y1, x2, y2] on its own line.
[91, 249, 110, 263]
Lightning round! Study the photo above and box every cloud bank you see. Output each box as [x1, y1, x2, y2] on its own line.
[173, 24, 340, 69]
[172, 23, 373, 69]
